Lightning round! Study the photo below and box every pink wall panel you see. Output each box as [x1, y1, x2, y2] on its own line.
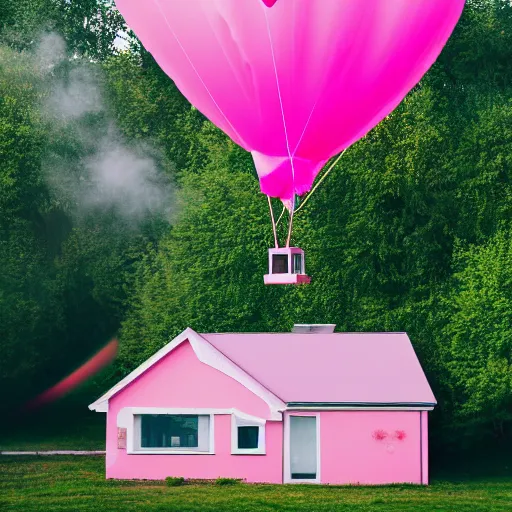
[421, 410, 429, 484]
[318, 410, 422, 485]
[107, 415, 283, 482]
[102, 338, 428, 484]
[105, 341, 282, 482]
[109, 341, 271, 417]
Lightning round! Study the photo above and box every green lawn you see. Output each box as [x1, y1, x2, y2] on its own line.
[0, 419, 105, 451]
[0, 393, 105, 451]
[0, 456, 510, 512]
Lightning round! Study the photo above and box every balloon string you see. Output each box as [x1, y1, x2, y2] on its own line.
[267, 196, 279, 248]
[295, 149, 347, 215]
[264, 7, 297, 246]
[275, 205, 286, 227]
[286, 195, 295, 247]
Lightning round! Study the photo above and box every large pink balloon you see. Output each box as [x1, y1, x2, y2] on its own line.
[115, 0, 465, 201]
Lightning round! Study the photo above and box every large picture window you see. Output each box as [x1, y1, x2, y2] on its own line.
[135, 414, 211, 452]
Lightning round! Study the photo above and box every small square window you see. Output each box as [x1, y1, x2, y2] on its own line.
[237, 426, 259, 449]
[231, 415, 265, 454]
[272, 254, 288, 274]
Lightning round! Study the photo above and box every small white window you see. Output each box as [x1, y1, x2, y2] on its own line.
[231, 415, 266, 455]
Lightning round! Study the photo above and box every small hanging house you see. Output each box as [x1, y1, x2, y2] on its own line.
[264, 247, 311, 285]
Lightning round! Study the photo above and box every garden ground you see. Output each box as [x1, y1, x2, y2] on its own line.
[2, 395, 511, 511]
[0, 455, 511, 512]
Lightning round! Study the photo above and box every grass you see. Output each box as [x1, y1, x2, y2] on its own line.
[0, 456, 511, 511]
[1, 394, 105, 451]
[0, 417, 105, 451]
[2, 393, 511, 510]
[0, 422, 105, 451]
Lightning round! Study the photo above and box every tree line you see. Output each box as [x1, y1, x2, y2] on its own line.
[1, 0, 511, 453]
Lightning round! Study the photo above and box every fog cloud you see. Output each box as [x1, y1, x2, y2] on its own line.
[38, 33, 173, 222]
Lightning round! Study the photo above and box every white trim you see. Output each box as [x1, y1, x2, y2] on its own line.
[283, 413, 321, 484]
[118, 407, 216, 455]
[92, 401, 108, 412]
[286, 406, 434, 411]
[231, 414, 266, 455]
[117, 407, 271, 456]
[88, 328, 285, 420]
[117, 407, 266, 424]
[189, 331, 284, 420]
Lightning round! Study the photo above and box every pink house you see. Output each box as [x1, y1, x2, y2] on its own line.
[89, 325, 436, 485]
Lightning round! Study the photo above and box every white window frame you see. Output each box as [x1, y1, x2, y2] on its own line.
[283, 413, 321, 484]
[118, 408, 216, 455]
[133, 414, 211, 454]
[231, 414, 266, 455]
[117, 407, 270, 456]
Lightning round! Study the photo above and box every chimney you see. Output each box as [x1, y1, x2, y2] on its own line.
[292, 324, 336, 334]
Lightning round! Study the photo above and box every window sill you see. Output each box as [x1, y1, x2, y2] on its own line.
[231, 449, 266, 456]
[285, 478, 321, 484]
[128, 450, 215, 455]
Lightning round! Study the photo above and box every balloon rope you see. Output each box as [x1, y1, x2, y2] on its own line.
[275, 205, 286, 227]
[267, 196, 279, 248]
[286, 195, 295, 247]
[295, 149, 347, 215]
[265, 8, 297, 247]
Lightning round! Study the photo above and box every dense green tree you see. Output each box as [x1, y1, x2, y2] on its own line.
[439, 228, 512, 436]
[116, 2, 512, 449]
[1, 0, 125, 60]
[0, 4, 178, 410]
[1, 0, 512, 453]
[0, 44, 57, 407]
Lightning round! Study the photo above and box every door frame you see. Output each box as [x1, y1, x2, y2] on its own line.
[283, 412, 321, 484]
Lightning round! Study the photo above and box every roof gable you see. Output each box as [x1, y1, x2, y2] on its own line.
[88, 328, 285, 419]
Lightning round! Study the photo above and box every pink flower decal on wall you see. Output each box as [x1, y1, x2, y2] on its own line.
[372, 429, 388, 441]
[394, 430, 407, 441]
[373, 429, 407, 442]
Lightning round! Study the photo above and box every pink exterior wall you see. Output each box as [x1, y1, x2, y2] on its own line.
[314, 410, 423, 485]
[102, 337, 430, 485]
[106, 341, 283, 483]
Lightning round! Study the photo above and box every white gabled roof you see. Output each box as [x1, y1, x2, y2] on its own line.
[88, 328, 285, 420]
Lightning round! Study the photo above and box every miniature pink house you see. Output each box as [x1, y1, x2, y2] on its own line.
[264, 247, 311, 285]
[89, 325, 436, 485]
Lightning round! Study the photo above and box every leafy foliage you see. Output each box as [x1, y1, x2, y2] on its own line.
[441, 229, 512, 427]
[165, 476, 186, 487]
[1, 0, 512, 454]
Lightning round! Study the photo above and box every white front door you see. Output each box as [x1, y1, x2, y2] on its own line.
[289, 415, 319, 482]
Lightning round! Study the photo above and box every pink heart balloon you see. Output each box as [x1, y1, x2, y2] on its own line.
[115, 0, 465, 202]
